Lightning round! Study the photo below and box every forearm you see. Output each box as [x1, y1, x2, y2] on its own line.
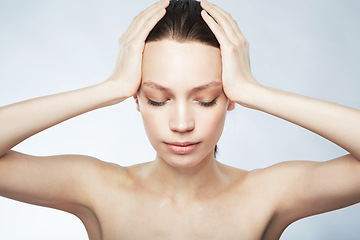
[0, 81, 125, 157]
[239, 83, 360, 160]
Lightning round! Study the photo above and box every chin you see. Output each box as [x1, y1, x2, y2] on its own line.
[158, 150, 214, 169]
[165, 156, 202, 169]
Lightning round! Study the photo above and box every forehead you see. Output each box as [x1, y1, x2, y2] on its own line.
[142, 40, 222, 89]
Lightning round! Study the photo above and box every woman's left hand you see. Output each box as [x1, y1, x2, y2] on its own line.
[200, 0, 259, 105]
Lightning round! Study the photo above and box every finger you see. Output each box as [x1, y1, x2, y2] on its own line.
[201, 9, 234, 49]
[128, 0, 168, 30]
[201, 0, 244, 36]
[124, 0, 168, 37]
[122, 0, 169, 41]
[215, 9, 245, 43]
[136, 8, 167, 42]
[201, 0, 245, 43]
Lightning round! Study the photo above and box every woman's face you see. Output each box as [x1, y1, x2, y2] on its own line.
[137, 40, 233, 168]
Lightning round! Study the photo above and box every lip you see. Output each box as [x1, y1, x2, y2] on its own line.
[166, 142, 200, 154]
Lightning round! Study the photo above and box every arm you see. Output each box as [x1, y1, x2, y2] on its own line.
[0, 81, 128, 211]
[240, 84, 360, 160]
[201, 0, 360, 227]
[0, 82, 124, 158]
[238, 79, 360, 233]
[0, 81, 126, 210]
[0, 0, 169, 210]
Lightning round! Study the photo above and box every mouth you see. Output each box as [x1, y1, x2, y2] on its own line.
[166, 142, 200, 154]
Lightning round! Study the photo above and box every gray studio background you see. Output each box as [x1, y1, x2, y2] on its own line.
[0, 0, 359, 239]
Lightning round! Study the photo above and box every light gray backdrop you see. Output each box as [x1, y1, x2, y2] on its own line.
[0, 0, 359, 239]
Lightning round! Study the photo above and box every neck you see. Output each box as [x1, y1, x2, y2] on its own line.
[148, 151, 225, 204]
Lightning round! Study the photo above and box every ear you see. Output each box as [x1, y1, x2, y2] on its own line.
[133, 94, 140, 112]
[227, 100, 235, 111]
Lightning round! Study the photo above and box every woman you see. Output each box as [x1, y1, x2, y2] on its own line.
[0, 0, 359, 239]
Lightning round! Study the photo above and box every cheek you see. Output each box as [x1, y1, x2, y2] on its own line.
[139, 106, 165, 142]
[209, 109, 227, 136]
[197, 105, 228, 141]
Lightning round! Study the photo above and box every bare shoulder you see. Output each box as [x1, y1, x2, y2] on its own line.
[220, 161, 320, 239]
[0, 151, 130, 211]
[247, 160, 315, 184]
[241, 160, 321, 211]
[245, 155, 360, 239]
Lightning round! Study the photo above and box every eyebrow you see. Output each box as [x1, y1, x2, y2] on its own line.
[142, 81, 222, 92]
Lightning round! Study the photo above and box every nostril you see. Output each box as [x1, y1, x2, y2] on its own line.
[169, 121, 195, 133]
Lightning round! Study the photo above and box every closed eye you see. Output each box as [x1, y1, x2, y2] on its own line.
[147, 98, 167, 107]
[198, 97, 218, 107]
[147, 97, 218, 107]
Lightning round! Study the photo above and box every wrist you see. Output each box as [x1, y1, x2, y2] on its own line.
[92, 81, 128, 108]
[231, 80, 265, 109]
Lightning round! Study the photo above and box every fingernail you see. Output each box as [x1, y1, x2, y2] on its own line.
[158, 8, 166, 14]
[201, 10, 209, 17]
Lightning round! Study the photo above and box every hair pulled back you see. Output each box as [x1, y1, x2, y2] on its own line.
[146, 0, 219, 48]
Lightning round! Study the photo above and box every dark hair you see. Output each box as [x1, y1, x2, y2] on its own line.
[146, 0, 220, 158]
[146, 0, 219, 49]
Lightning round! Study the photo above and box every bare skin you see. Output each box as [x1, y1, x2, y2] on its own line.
[1, 0, 360, 239]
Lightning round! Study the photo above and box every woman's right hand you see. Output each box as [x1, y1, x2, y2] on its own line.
[105, 0, 169, 100]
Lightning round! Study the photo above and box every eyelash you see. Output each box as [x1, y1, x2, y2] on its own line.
[147, 99, 166, 106]
[146, 98, 218, 107]
[198, 98, 218, 107]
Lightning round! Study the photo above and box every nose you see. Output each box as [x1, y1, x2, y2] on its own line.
[169, 102, 195, 133]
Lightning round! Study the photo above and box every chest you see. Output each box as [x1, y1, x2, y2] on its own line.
[91, 189, 274, 240]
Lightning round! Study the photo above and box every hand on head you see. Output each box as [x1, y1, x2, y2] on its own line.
[200, 0, 259, 105]
[105, 0, 170, 99]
